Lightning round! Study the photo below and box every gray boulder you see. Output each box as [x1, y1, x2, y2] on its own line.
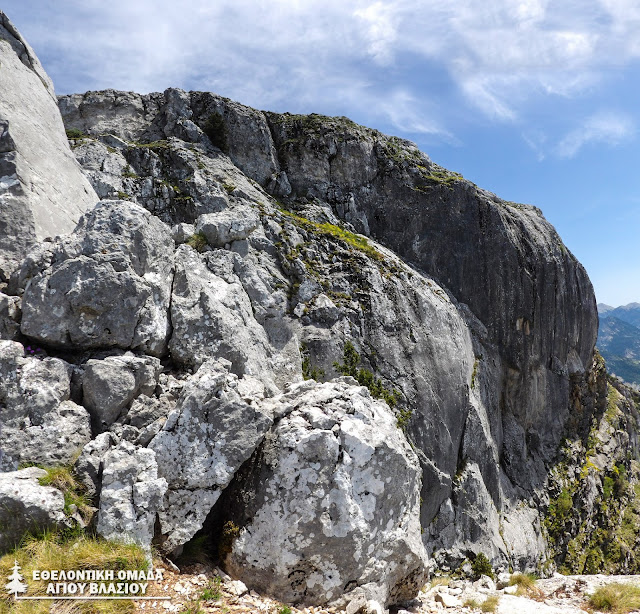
[20, 200, 174, 355]
[195, 206, 260, 247]
[0, 11, 97, 280]
[0, 467, 67, 553]
[220, 379, 428, 608]
[149, 359, 273, 553]
[96, 440, 167, 554]
[82, 353, 161, 430]
[0, 340, 91, 470]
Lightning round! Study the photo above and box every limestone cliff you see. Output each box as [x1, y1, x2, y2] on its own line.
[0, 11, 97, 281]
[0, 14, 637, 610]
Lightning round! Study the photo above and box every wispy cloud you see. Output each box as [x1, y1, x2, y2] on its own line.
[3, 0, 640, 148]
[555, 112, 635, 158]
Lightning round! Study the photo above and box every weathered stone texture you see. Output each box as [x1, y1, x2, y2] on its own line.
[0, 11, 97, 279]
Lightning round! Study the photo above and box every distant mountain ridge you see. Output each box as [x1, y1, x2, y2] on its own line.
[597, 302, 640, 386]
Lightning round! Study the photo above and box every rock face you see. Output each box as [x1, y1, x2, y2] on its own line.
[96, 440, 167, 553]
[218, 379, 428, 608]
[0, 11, 97, 280]
[82, 353, 160, 431]
[49, 85, 608, 576]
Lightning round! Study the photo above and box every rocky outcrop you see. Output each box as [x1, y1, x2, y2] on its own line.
[51, 85, 603, 575]
[217, 379, 428, 608]
[82, 353, 161, 431]
[0, 15, 624, 607]
[0, 11, 97, 281]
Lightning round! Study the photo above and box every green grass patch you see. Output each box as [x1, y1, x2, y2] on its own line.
[199, 577, 221, 602]
[36, 465, 92, 522]
[0, 530, 148, 614]
[278, 208, 386, 263]
[426, 169, 463, 187]
[65, 128, 88, 140]
[588, 583, 640, 613]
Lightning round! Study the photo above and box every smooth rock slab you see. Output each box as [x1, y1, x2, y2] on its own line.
[149, 359, 273, 553]
[0, 11, 97, 279]
[168, 245, 276, 383]
[221, 379, 428, 608]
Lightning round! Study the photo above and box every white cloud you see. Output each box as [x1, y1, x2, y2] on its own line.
[353, 2, 399, 64]
[3, 0, 640, 145]
[555, 112, 635, 158]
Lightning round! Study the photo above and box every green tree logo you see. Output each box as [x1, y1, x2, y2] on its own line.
[5, 560, 27, 597]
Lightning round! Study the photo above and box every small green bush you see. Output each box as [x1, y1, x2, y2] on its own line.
[203, 113, 228, 152]
[301, 346, 324, 382]
[200, 576, 222, 601]
[65, 127, 87, 139]
[218, 521, 240, 560]
[471, 552, 494, 579]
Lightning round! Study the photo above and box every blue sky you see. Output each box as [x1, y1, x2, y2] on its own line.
[5, 1, 639, 305]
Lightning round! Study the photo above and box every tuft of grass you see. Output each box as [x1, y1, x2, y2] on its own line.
[186, 232, 208, 253]
[333, 342, 400, 410]
[278, 607, 292, 614]
[429, 576, 450, 589]
[128, 140, 170, 150]
[200, 577, 222, 602]
[0, 530, 148, 614]
[509, 573, 540, 597]
[588, 583, 640, 613]
[480, 595, 500, 613]
[278, 208, 386, 263]
[179, 600, 203, 614]
[37, 465, 92, 522]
